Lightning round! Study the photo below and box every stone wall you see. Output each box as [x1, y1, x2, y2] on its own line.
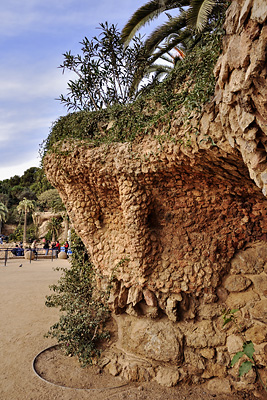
[44, 0, 267, 394]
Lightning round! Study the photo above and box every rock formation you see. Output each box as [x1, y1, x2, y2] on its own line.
[44, 0, 267, 393]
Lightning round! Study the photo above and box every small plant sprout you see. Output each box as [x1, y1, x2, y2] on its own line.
[222, 308, 267, 393]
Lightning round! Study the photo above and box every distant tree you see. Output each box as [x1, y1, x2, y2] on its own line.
[17, 198, 35, 244]
[29, 168, 53, 196]
[47, 217, 62, 242]
[10, 185, 25, 201]
[0, 202, 8, 234]
[9, 175, 21, 187]
[17, 188, 36, 201]
[38, 189, 69, 241]
[38, 189, 64, 212]
[0, 193, 9, 206]
[58, 21, 145, 111]
[20, 167, 39, 187]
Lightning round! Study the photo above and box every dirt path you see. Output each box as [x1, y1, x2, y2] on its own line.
[0, 258, 261, 400]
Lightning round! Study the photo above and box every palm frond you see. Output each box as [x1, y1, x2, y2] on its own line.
[158, 53, 175, 63]
[129, 27, 191, 96]
[187, 0, 218, 32]
[121, 0, 189, 47]
[145, 63, 173, 76]
[148, 31, 190, 65]
[144, 12, 188, 55]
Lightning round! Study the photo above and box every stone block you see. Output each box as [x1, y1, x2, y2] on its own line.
[226, 290, 260, 309]
[199, 348, 215, 359]
[201, 362, 226, 379]
[198, 303, 222, 320]
[115, 314, 183, 363]
[250, 272, 267, 296]
[155, 367, 180, 387]
[166, 297, 179, 322]
[186, 321, 226, 348]
[231, 244, 267, 274]
[245, 324, 267, 344]
[118, 286, 128, 308]
[223, 275, 252, 292]
[206, 377, 232, 394]
[251, 0, 267, 23]
[250, 299, 267, 323]
[143, 289, 157, 307]
[127, 285, 143, 306]
[226, 334, 243, 355]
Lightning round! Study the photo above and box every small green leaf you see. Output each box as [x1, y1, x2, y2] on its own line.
[243, 341, 255, 360]
[223, 317, 232, 326]
[239, 361, 253, 377]
[230, 309, 239, 314]
[231, 351, 244, 367]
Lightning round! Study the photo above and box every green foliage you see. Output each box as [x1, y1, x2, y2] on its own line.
[17, 198, 35, 243]
[9, 224, 39, 243]
[38, 189, 65, 212]
[0, 167, 53, 228]
[9, 226, 23, 242]
[42, 20, 224, 158]
[45, 232, 111, 366]
[46, 217, 62, 241]
[222, 309, 267, 392]
[222, 307, 239, 326]
[26, 224, 39, 242]
[230, 341, 255, 377]
[58, 22, 145, 112]
[0, 202, 8, 223]
[121, 0, 226, 89]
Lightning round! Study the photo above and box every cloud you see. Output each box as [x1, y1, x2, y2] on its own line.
[0, 0, 144, 37]
[0, 0, 150, 181]
[0, 157, 40, 181]
[0, 65, 73, 103]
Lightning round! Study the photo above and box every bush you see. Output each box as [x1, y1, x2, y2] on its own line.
[45, 232, 110, 366]
[9, 226, 23, 242]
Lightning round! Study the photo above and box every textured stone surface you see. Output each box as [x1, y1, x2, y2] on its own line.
[250, 299, 267, 323]
[226, 334, 244, 355]
[44, 0, 267, 389]
[155, 367, 180, 387]
[223, 275, 252, 292]
[115, 314, 184, 363]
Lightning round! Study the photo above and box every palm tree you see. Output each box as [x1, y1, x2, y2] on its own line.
[121, 0, 225, 92]
[121, 0, 189, 46]
[47, 217, 62, 242]
[17, 198, 35, 245]
[0, 203, 8, 235]
[187, 0, 223, 32]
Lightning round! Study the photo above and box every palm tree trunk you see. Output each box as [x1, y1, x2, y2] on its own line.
[23, 210, 27, 245]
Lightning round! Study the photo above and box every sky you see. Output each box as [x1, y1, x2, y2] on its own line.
[0, 0, 167, 181]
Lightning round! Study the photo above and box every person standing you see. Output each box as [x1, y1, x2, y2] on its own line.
[43, 240, 50, 256]
[64, 241, 69, 257]
[55, 240, 60, 258]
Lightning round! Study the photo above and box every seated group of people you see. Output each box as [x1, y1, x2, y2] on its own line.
[11, 244, 24, 256]
[11, 239, 70, 258]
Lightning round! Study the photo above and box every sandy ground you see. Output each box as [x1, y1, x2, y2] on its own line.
[0, 257, 262, 400]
